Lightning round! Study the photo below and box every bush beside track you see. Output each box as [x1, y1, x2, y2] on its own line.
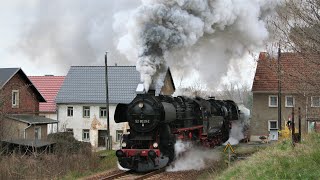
[0, 132, 117, 179]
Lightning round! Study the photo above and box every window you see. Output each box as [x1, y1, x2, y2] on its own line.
[67, 107, 73, 117]
[66, 128, 73, 134]
[12, 90, 19, 108]
[116, 130, 123, 142]
[285, 96, 295, 107]
[268, 120, 278, 131]
[100, 107, 107, 118]
[83, 129, 90, 141]
[311, 96, 320, 107]
[35, 127, 41, 140]
[83, 106, 90, 118]
[269, 95, 278, 107]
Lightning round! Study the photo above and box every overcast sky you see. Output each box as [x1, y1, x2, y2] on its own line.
[0, 1, 260, 89]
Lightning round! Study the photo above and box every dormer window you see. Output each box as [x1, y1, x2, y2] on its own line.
[12, 90, 19, 108]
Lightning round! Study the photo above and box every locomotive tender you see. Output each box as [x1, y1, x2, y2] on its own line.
[114, 89, 240, 172]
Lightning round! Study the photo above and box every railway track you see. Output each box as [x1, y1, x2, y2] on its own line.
[100, 168, 165, 180]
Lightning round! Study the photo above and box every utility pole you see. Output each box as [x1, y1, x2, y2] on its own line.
[298, 107, 301, 142]
[292, 107, 295, 146]
[278, 44, 282, 130]
[105, 52, 111, 150]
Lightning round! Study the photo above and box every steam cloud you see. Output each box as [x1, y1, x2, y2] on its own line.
[166, 140, 220, 171]
[16, 1, 140, 75]
[116, 0, 281, 91]
[223, 104, 250, 145]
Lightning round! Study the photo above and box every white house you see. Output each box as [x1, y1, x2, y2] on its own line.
[55, 66, 175, 149]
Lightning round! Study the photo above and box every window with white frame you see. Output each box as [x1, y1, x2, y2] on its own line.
[100, 107, 107, 118]
[116, 130, 123, 142]
[83, 106, 90, 118]
[83, 129, 90, 141]
[269, 95, 278, 107]
[12, 90, 19, 108]
[285, 96, 295, 107]
[268, 120, 278, 131]
[67, 106, 73, 117]
[311, 96, 320, 107]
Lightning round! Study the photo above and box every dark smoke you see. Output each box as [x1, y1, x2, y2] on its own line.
[116, 0, 282, 91]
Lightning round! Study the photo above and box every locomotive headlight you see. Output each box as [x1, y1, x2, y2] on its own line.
[121, 142, 127, 147]
[153, 142, 158, 148]
[138, 102, 144, 108]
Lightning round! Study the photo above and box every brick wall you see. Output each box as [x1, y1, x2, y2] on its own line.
[1, 73, 39, 114]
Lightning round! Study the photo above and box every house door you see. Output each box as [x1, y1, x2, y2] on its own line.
[98, 130, 108, 147]
[269, 130, 278, 141]
[35, 127, 41, 140]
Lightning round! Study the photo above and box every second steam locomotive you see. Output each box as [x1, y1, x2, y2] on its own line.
[114, 88, 241, 172]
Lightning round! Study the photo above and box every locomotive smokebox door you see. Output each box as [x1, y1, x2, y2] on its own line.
[115, 103, 128, 123]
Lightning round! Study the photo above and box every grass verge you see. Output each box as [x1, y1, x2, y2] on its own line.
[216, 133, 320, 179]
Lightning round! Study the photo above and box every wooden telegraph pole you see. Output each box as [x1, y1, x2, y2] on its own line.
[105, 52, 112, 150]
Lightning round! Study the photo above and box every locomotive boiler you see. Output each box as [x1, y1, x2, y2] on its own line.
[114, 90, 240, 172]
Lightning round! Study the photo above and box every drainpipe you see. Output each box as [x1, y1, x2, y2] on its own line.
[24, 123, 32, 139]
[305, 95, 308, 133]
[56, 105, 59, 133]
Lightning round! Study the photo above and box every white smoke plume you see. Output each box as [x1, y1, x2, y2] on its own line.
[115, 0, 282, 91]
[223, 104, 250, 145]
[14, 1, 140, 75]
[166, 140, 220, 171]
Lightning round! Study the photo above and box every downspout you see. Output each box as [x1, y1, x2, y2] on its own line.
[305, 95, 308, 132]
[24, 123, 32, 139]
[56, 104, 59, 133]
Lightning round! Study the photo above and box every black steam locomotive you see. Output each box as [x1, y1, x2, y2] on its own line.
[114, 91, 240, 172]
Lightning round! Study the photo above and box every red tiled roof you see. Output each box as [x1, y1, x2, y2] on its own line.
[29, 76, 65, 112]
[252, 52, 320, 92]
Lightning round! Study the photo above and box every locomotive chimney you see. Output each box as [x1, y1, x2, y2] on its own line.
[136, 83, 155, 95]
[147, 89, 156, 96]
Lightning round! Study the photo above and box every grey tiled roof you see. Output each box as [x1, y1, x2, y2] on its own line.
[56, 66, 159, 104]
[0, 68, 20, 88]
[7, 114, 58, 124]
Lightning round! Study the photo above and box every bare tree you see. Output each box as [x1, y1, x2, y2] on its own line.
[267, 0, 320, 103]
[175, 78, 210, 98]
[215, 83, 252, 109]
[272, 0, 320, 53]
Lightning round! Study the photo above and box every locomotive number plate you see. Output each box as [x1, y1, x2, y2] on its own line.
[135, 119, 150, 123]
